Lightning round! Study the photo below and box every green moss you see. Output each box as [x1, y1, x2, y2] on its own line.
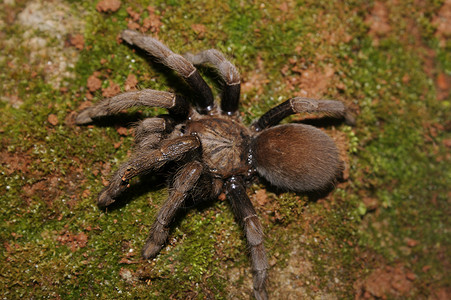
[1, 0, 450, 298]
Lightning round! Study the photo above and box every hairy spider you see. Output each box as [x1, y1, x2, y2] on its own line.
[76, 30, 352, 300]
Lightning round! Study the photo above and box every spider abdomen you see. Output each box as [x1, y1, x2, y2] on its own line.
[75, 30, 352, 299]
[252, 124, 342, 192]
[186, 116, 252, 178]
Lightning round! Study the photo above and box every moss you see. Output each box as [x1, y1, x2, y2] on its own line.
[1, 0, 450, 298]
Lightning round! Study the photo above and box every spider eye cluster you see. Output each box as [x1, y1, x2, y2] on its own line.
[75, 30, 351, 300]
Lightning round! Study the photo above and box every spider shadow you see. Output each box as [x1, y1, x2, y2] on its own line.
[259, 176, 337, 205]
[124, 44, 203, 104]
[166, 197, 218, 239]
[99, 171, 168, 212]
[88, 112, 145, 129]
[99, 165, 218, 233]
[124, 42, 227, 106]
[293, 115, 348, 128]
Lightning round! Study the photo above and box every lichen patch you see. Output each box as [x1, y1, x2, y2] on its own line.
[10, 0, 86, 89]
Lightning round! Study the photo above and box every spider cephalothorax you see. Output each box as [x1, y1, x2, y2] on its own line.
[76, 30, 351, 300]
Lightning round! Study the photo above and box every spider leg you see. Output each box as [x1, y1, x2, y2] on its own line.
[253, 97, 351, 131]
[226, 177, 269, 300]
[98, 136, 200, 207]
[121, 30, 215, 113]
[185, 49, 240, 115]
[134, 116, 174, 151]
[142, 160, 203, 259]
[75, 89, 189, 125]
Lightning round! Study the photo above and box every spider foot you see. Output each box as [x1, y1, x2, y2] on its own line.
[253, 269, 268, 300]
[142, 222, 169, 259]
[141, 240, 164, 259]
[97, 179, 129, 208]
[98, 188, 116, 208]
[254, 288, 268, 300]
[75, 109, 94, 125]
[251, 245, 269, 300]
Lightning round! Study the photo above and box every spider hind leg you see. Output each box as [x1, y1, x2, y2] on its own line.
[253, 97, 350, 131]
[226, 177, 269, 300]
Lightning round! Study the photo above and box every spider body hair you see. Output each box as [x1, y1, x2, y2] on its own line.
[252, 124, 342, 192]
[75, 30, 353, 300]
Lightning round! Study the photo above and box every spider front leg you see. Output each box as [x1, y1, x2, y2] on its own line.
[184, 49, 241, 115]
[133, 116, 174, 151]
[142, 161, 203, 259]
[121, 29, 214, 113]
[226, 177, 269, 300]
[98, 136, 200, 207]
[75, 89, 189, 125]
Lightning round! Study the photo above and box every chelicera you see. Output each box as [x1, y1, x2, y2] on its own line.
[76, 30, 352, 300]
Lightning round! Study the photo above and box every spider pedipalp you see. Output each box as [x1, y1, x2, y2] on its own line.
[76, 30, 352, 300]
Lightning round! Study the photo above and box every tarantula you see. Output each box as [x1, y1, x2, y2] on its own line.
[76, 30, 351, 300]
